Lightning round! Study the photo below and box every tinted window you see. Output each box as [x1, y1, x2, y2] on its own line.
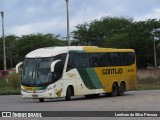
[120, 53, 129, 65]
[110, 53, 121, 66]
[89, 53, 101, 67]
[100, 53, 110, 67]
[128, 52, 135, 65]
[67, 52, 135, 70]
[78, 53, 90, 67]
[54, 53, 67, 81]
[67, 53, 79, 69]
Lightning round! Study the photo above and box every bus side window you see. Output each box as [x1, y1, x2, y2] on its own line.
[120, 53, 127, 66]
[110, 53, 114, 66]
[128, 52, 135, 65]
[54, 53, 67, 80]
[100, 53, 109, 67]
[67, 53, 78, 71]
[100, 53, 121, 66]
[54, 62, 62, 81]
[120, 52, 135, 66]
[78, 53, 89, 68]
[91, 56, 99, 67]
[89, 53, 100, 67]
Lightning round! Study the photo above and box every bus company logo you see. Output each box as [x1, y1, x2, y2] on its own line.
[102, 68, 123, 75]
[67, 73, 76, 78]
[55, 88, 63, 97]
[2, 112, 11, 117]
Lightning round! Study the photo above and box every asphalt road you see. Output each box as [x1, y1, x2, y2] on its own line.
[0, 90, 160, 120]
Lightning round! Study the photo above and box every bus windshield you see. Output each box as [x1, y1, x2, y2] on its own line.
[22, 57, 54, 86]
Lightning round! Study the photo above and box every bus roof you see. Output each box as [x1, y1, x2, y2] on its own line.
[25, 46, 83, 58]
[25, 46, 134, 58]
[83, 46, 135, 52]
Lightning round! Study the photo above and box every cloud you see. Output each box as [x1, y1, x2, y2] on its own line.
[1, 0, 160, 37]
[8, 17, 66, 36]
[135, 8, 160, 21]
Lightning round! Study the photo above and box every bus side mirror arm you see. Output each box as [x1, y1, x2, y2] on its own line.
[51, 60, 61, 72]
[16, 62, 23, 73]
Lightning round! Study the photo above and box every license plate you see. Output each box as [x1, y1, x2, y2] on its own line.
[32, 94, 38, 97]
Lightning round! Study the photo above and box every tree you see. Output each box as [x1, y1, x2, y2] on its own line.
[0, 35, 19, 70]
[105, 33, 130, 48]
[72, 17, 133, 46]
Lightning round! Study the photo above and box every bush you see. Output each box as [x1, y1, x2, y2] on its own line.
[0, 73, 21, 95]
[137, 77, 155, 84]
[0, 78, 10, 88]
[136, 69, 160, 90]
[8, 73, 21, 89]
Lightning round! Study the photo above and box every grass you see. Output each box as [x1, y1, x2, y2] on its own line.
[136, 69, 160, 90]
[0, 73, 21, 95]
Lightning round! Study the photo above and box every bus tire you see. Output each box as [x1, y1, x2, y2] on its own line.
[118, 82, 125, 96]
[39, 98, 44, 102]
[111, 83, 118, 97]
[65, 87, 71, 101]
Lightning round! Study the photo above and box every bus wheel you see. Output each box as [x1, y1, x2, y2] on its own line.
[65, 87, 71, 101]
[39, 98, 44, 102]
[118, 82, 125, 96]
[111, 83, 118, 97]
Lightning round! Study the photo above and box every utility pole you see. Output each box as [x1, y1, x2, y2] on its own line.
[65, 0, 70, 46]
[151, 29, 157, 69]
[1, 11, 7, 71]
[153, 34, 157, 69]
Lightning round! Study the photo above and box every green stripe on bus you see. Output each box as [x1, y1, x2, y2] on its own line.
[77, 68, 102, 89]
[77, 68, 96, 89]
[85, 68, 103, 89]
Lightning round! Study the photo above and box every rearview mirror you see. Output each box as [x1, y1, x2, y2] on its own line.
[50, 60, 61, 72]
[15, 62, 23, 73]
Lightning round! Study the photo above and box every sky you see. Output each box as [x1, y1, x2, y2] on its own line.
[0, 0, 160, 37]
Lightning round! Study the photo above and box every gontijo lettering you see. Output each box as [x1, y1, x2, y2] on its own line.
[102, 68, 123, 75]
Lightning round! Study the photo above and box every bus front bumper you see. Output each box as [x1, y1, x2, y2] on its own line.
[21, 89, 56, 99]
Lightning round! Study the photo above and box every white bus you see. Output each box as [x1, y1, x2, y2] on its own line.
[16, 46, 136, 102]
